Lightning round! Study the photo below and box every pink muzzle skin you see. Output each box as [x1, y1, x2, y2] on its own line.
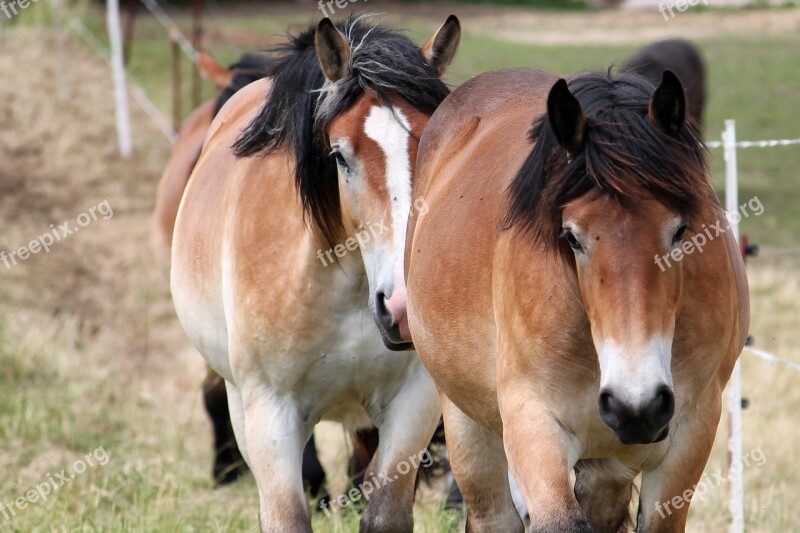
[383, 288, 411, 342]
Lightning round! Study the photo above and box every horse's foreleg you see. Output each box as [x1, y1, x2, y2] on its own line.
[225, 377, 327, 500]
[357, 363, 440, 533]
[236, 382, 311, 533]
[573, 458, 638, 533]
[500, 392, 591, 533]
[441, 394, 524, 533]
[637, 397, 720, 532]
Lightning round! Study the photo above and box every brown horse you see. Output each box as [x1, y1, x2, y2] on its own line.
[624, 39, 706, 127]
[153, 49, 451, 497]
[152, 51, 279, 488]
[171, 15, 460, 531]
[406, 68, 749, 532]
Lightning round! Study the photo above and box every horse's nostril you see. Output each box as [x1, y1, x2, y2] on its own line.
[599, 384, 676, 445]
[375, 292, 392, 324]
[648, 385, 675, 426]
[599, 390, 614, 414]
[598, 389, 632, 428]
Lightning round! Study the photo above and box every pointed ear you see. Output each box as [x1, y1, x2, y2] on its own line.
[420, 15, 461, 77]
[315, 18, 351, 82]
[547, 79, 586, 154]
[198, 51, 233, 90]
[649, 70, 686, 135]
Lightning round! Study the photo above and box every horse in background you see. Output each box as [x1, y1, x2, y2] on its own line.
[171, 15, 460, 530]
[407, 68, 748, 531]
[624, 39, 706, 127]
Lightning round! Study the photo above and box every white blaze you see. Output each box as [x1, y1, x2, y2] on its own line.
[363, 105, 413, 255]
[363, 105, 413, 299]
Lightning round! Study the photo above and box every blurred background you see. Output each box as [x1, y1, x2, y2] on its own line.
[0, 0, 798, 530]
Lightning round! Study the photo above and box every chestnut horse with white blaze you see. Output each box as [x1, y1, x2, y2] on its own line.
[171, 15, 459, 531]
[406, 69, 749, 532]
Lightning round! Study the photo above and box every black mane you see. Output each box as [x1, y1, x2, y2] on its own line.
[504, 70, 714, 251]
[233, 15, 450, 245]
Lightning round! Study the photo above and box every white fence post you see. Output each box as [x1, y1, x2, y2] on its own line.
[106, 0, 132, 157]
[724, 119, 744, 533]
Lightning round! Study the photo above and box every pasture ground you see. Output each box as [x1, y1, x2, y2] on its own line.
[0, 3, 798, 531]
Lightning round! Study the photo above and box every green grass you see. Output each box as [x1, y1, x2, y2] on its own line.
[0, 317, 259, 531]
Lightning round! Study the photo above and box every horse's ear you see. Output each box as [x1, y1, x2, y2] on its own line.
[315, 18, 351, 82]
[649, 70, 686, 135]
[421, 15, 460, 77]
[198, 51, 233, 90]
[547, 79, 586, 154]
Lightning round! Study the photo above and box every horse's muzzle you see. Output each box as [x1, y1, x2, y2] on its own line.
[598, 384, 675, 445]
[375, 291, 413, 351]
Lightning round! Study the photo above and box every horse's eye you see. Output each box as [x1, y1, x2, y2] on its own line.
[673, 224, 688, 244]
[561, 229, 583, 252]
[333, 151, 350, 173]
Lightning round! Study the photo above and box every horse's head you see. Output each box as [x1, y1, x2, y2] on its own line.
[314, 16, 460, 350]
[507, 71, 713, 445]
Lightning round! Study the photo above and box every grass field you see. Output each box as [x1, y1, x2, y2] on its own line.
[1, 2, 798, 532]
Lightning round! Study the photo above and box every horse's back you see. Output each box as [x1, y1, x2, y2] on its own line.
[412, 68, 557, 262]
[415, 68, 556, 202]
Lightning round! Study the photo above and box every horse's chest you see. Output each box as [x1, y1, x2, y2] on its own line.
[257, 306, 417, 417]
